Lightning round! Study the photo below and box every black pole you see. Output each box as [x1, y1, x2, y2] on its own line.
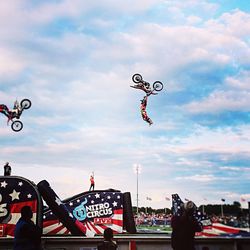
[248, 202, 250, 233]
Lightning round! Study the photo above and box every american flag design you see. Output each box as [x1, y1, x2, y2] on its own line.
[199, 222, 249, 237]
[172, 194, 184, 217]
[171, 194, 249, 237]
[0, 177, 42, 237]
[43, 191, 124, 237]
[172, 194, 211, 230]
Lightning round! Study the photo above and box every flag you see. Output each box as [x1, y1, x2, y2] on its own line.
[240, 197, 246, 202]
[199, 222, 249, 237]
[184, 198, 189, 201]
[172, 194, 183, 217]
[165, 197, 170, 201]
[0, 177, 41, 237]
[172, 194, 211, 226]
[221, 198, 225, 202]
[146, 197, 152, 201]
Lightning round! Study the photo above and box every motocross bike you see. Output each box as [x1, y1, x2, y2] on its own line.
[131, 73, 164, 94]
[10, 99, 32, 132]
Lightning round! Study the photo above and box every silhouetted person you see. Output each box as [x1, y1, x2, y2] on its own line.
[4, 162, 11, 176]
[97, 228, 117, 250]
[171, 201, 202, 250]
[14, 206, 42, 250]
[89, 174, 95, 191]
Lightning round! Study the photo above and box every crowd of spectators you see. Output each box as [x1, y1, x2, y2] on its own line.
[134, 212, 249, 229]
[135, 212, 172, 226]
[210, 214, 249, 228]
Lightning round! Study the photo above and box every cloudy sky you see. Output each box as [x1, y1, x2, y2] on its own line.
[1, 0, 250, 209]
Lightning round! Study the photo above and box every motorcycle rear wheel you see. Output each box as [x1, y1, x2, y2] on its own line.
[153, 81, 163, 92]
[11, 120, 23, 132]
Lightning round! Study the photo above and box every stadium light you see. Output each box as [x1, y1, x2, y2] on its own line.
[133, 164, 142, 215]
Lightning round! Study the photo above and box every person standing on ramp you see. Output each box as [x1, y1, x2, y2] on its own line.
[89, 173, 95, 191]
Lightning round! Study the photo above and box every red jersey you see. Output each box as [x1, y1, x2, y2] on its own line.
[90, 176, 94, 184]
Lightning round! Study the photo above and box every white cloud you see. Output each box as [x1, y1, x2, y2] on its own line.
[0, 1, 250, 209]
[165, 0, 218, 20]
[219, 166, 240, 171]
[206, 10, 250, 38]
[184, 69, 250, 114]
[162, 124, 250, 157]
[175, 174, 218, 182]
[185, 90, 250, 114]
[0, 48, 26, 76]
[0, 0, 164, 43]
[226, 71, 250, 90]
[186, 15, 203, 25]
[220, 166, 250, 172]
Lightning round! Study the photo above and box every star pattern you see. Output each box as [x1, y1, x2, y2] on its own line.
[9, 189, 20, 201]
[44, 191, 124, 221]
[172, 193, 211, 226]
[0, 177, 39, 238]
[1, 181, 7, 188]
[42, 190, 124, 236]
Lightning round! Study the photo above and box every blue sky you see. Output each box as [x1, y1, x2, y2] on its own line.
[0, 0, 250, 209]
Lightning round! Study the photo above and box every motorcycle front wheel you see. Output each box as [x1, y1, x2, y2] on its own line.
[132, 73, 143, 83]
[21, 99, 32, 109]
[11, 120, 23, 132]
[153, 81, 163, 92]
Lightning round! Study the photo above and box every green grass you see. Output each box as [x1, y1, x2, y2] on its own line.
[136, 225, 172, 233]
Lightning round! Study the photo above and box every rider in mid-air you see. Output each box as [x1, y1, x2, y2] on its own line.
[0, 100, 21, 124]
[132, 80, 154, 125]
[131, 73, 164, 126]
[11, 100, 22, 118]
[140, 94, 153, 126]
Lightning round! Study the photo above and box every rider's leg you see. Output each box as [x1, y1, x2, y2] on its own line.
[148, 118, 153, 125]
[0, 106, 10, 118]
[143, 112, 153, 125]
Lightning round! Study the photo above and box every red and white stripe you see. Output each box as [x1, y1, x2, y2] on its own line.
[3, 200, 37, 237]
[43, 219, 70, 235]
[197, 223, 249, 237]
[43, 209, 123, 237]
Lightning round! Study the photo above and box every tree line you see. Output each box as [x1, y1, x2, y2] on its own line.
[133, 201, 249, 216]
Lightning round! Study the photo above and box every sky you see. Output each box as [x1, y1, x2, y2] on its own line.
[0, 0, 250, 209]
